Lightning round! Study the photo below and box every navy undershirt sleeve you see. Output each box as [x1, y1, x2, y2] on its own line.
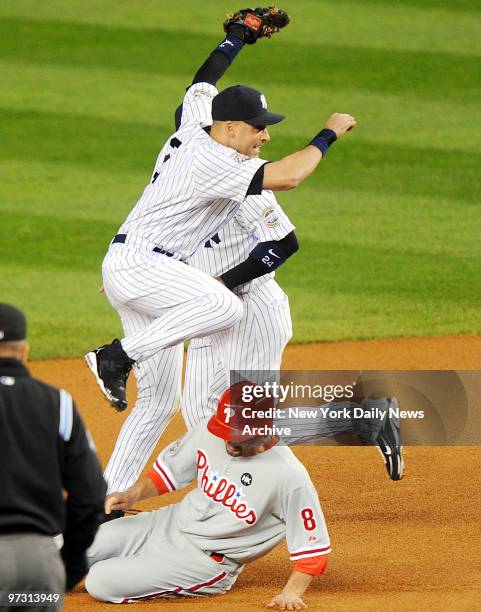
[221, 231, 299, 290]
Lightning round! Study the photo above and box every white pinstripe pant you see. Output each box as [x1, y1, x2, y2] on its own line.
[182, 279, 293, 429]
[102, 240, 243, 492]
[102, 240, 243, 361]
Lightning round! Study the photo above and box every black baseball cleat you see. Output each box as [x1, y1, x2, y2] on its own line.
[85, 339, 134, 411]
[375, 398, 404, 481]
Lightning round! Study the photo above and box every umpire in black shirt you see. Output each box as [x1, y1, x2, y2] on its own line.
[0, 303, 106, 610]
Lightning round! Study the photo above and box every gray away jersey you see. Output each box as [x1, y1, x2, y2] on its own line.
[118, 83, 266, 259]
[150, 420, 330, 564]
[188, 190, 295, 294]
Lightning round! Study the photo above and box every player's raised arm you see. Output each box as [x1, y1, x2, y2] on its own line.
[175, 6, 290, 129]
[263, 113, 357, 191]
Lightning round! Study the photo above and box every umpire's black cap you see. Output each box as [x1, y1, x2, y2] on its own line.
[212, 85, 285, 126]
[0, 303, 27, 342]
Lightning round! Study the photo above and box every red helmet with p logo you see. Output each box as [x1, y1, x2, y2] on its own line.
[207, 381, 275, 443]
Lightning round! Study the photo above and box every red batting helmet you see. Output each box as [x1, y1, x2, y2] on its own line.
[207, 381, 274, 444]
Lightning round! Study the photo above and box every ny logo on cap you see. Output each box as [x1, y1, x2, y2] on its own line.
[260, 94, 268, 110]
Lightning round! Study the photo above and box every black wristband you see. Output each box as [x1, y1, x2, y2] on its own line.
[309, 128, 337, 156]
[215, 33, 245, 63]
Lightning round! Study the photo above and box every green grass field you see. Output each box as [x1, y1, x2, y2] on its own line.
[1, 0, 480, 359]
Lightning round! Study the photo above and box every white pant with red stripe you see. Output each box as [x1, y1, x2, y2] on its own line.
[86, 505, 242, 603]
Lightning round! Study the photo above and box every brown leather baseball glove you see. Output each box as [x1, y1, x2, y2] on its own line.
[223, 5, 290, 44]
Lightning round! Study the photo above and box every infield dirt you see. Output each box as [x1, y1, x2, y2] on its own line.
[30, 334, 481, 611]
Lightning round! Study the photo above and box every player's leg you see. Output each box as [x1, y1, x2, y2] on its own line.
[86, 506, 241, 603]
[277, 397, 404, 480]
[182, 280, 293, 429]
[105, 253, 243, 361]
[181, 336, 219, 429]
[86, 546, 239, 603]
[87, 511, 155, 567]
[87, 247, 243, 409]
[181, 292, 262, 430]
[103, 306, 183, 493]
[211, 280, 292, 390]
[278, 401, 360, 443]
[246, 280, 293, 371]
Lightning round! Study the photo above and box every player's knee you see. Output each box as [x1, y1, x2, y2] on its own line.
[85, 562, 124, 604]
[224, 291, 243, 322]
[206, 288, 243, 325]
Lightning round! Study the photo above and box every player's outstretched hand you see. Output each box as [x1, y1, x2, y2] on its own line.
[267, 592, 308, 610]
[105, 492, 132, 514]
[324, 113, 357, 139]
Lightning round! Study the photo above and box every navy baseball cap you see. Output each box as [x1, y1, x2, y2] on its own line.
[0, 303, 27, 342]
[212, 85, 285, 126]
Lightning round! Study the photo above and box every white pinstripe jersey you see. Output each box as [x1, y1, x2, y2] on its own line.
[188, 191, 295, 294]
[118, 82, 266, 259]
[152, 420, 331, 564]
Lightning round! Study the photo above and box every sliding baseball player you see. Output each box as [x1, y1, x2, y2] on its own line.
[86, 384, 331, 609]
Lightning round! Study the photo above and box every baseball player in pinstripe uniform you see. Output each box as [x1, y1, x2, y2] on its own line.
[86, 384, 331, 608]
[86, 8, 356, 497]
